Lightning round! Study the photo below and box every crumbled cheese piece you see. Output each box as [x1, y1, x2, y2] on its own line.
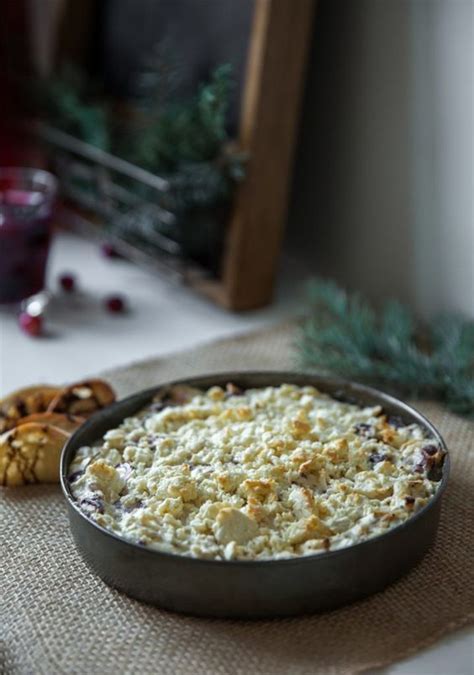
[214, 507, 259, 545]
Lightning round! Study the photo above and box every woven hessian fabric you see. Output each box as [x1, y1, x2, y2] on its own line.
[1, 322, 473, 674]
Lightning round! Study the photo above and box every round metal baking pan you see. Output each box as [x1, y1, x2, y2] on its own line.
[60, 372, 449, 618]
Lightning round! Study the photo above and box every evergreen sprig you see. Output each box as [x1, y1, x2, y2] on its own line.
[297, 279, 474, 417]
[44, 64, 109, 150]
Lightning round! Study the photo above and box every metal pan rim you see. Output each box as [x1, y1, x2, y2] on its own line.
[61, 370, 449, 568]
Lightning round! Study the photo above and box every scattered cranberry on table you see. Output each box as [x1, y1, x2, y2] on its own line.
[101, 242, 122, 259]
[59, 273, 76, 292]
[104, 295, 126, 313]
[19, 312, 42, 337]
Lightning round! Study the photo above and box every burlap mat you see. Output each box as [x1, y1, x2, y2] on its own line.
[2, 322, 473, 675]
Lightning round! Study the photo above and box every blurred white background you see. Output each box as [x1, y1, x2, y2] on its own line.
[288, 0, 473, 318]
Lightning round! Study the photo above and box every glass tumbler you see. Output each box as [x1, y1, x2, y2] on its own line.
[0, 167, 57, 304]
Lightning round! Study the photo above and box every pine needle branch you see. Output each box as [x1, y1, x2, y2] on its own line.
[297, 279, 474, 417]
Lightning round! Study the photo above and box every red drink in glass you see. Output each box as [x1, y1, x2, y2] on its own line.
[0, 168, 57, 303]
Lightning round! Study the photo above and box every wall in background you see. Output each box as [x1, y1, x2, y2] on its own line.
[288, 0, 473, 318]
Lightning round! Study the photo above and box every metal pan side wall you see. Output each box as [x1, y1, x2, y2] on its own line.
[66, 493, 442, 618]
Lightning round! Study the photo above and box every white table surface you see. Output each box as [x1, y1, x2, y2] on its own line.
[1, 231, 472, 675]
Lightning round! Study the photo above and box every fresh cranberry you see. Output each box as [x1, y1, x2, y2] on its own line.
[19, 312, 42, 337]
[105, 295, 126, 313]
[59, 273, 76, 292]
[368, 452, 387, 466]
[353, 423, 374, 437]
[101, 242, 122, 259]
[422, 444, 438, 457]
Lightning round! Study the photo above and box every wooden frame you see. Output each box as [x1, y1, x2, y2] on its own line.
[196, 0, 316, 310]
[28, 0, 316, 311]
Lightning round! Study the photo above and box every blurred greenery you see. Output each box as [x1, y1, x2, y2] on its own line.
[38, 60, 246, 268]
[298, 279, 474, 417]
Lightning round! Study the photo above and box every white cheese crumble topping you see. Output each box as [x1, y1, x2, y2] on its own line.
[69, 383, 445, 560]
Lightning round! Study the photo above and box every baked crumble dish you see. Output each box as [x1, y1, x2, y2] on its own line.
[68, 383, 445, 561]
